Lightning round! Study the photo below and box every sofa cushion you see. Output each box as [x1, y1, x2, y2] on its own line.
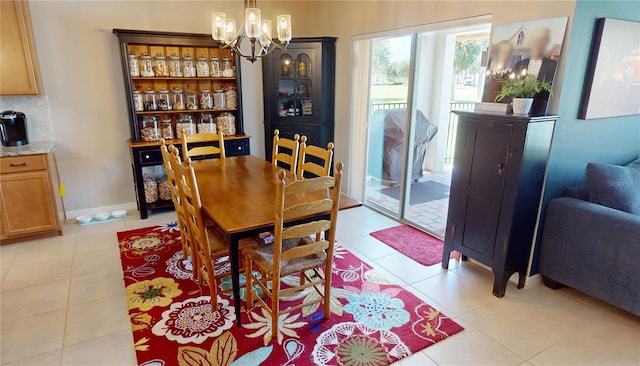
[586, 159, 640, 216]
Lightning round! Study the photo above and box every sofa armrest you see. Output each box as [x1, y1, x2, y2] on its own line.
[539, 197, 640, 315]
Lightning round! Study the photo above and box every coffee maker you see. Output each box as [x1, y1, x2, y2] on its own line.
[0, 111, 29, 146]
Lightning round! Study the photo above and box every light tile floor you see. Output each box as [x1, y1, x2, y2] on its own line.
[1, 207, 639, 365]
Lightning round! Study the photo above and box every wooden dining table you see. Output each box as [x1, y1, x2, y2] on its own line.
[192, 155, 339, 326]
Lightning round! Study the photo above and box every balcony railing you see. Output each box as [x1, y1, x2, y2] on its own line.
[370, 101, 474, 165]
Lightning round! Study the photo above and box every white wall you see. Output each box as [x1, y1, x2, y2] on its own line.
[26, 0, 576, 214]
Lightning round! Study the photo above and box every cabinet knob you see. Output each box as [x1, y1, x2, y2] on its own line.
[497, 163, 504, 174]
[145, 155, 150, 159]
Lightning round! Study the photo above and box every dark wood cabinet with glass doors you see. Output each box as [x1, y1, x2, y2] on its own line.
[262, 37, 336, 158]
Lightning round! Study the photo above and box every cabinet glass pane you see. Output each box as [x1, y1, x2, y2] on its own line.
[295, 53, 311, 78]
[279, 54, 294, 77]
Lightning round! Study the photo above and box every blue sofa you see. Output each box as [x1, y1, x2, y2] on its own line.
[539, 160, 640, 316]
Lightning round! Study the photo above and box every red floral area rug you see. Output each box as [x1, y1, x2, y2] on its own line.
[370, 225, 455, 267]
[117, 223, 463, 366]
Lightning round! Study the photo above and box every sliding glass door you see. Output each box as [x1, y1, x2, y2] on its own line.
[361, 21, 490, 238]
[364, 35, 414, 218]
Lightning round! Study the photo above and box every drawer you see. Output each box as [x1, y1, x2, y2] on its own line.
[137, 149, 163, 166]
[225, 139, 250, 157]
[0, 155, 47, 174]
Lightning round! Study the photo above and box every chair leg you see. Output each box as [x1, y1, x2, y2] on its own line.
[323, 267, 332, 319]
[205, 262, 218, 309]
[245, 255, 253, 308]
[271, 276, 281, 344]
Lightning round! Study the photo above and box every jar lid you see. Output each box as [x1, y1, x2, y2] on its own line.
[158, 88, 169, 93]
[173, 88, 184, 93]
[214, 88, 224, 92]
[197, 55, 207, 61]
[133, 89, 141, 94]
[128, 54, 137, 59]
[185, 89, 196, 95]
[143, 115, 157, 120]
[226, 86, 236, 90]
[169, 53, 180, 59]
[210, 56, 219, 60]
[144, 88, 155, 93]
[222, 56, 231, 60]
[140, 54, 151, 59]
[183, 54, 193, 60]
[201, 88, 211, 92]
[154, 53, 166, 60]
[161, 117, 172, 122]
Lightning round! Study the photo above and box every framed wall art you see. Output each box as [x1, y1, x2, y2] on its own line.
[579, 18, 640, 120]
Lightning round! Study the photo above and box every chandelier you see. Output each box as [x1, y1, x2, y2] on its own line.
[212, 0, 292, 63]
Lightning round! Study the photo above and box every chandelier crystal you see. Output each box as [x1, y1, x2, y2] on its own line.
[212, 0, 292, 63]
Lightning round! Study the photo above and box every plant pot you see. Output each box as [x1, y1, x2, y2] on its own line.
[512, 98, 534, 115]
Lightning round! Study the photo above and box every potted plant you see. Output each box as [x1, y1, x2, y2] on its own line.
[495, 75, 553, 115]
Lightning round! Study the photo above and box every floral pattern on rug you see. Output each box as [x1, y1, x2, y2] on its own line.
[117, 224, 463, 366]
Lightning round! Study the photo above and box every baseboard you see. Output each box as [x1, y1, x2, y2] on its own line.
[523, 273, 542, 289]
[66, 202, 138, 219]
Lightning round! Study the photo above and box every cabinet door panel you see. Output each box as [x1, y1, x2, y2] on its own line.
[1, 171, 57, 237]
[0, 0, 42, 96]
[455, 121, 512, 264]
[265, 124, 322, 162]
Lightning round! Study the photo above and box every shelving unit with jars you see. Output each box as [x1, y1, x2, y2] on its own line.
[262, 37, 336, 159]
[114, 29, 250, 219]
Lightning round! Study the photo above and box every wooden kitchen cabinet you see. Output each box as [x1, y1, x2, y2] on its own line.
[0, 153, 61, 242]
[0, 0, 43, 96]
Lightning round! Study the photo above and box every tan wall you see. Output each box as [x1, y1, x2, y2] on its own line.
[27, 0, 576, 212]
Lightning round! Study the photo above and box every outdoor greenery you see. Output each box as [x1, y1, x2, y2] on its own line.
[372, 39, 410, 84]
[495, 75, 553, 101]
[454, 39, 487, 74]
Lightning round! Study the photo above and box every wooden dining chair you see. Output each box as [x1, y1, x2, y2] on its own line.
[174, 155, 232, 307]
[244, 162, 343, 344]
[160, 139, 199, 281]
[181, 126, 226, 159]
[297, 135, 334, 179]
[272, 129, 300, 174]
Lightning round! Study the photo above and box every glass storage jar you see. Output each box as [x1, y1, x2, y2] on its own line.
[185, 89, 198, 110]
[172, 88, 185, 110]
[143, 175, 158, 203]
[133, 89, 143, 112]
[209, 56, 221, 77]
[197, 113, 216, 133]
[140, 115, 159, 141]
[153, 54, 169, 77]
[217, 112, 236, 135]
[128, 54, 140, 77]
[213, 88, 226, 109]
[160, 117, 174, 139]
[169, 53, 182, 77]
[157, 88, 172, 111]
[225, 87, 237, 109]
[143, 89, 157, 111]
[196, 55, 210, 77]
[182, 54, 196, 77]
[157, 173, 171, 201]
[200, 88, 213, 109]
[222, 56, 233, 77]
[176, 114, 195, 138]
[140, 54, 154, 77]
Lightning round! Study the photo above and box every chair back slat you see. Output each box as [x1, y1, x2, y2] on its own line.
[272, 129, 300, 174]
[283, 199, 333, 220]
[282, 220, 332, 240]
[284, 175, 335, 195]
[297, 135, 334, 179]
[182, 128, 225, 159]
[281, 240, 330, 260]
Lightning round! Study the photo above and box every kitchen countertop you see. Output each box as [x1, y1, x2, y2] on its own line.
[0, 141, 55, 156]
